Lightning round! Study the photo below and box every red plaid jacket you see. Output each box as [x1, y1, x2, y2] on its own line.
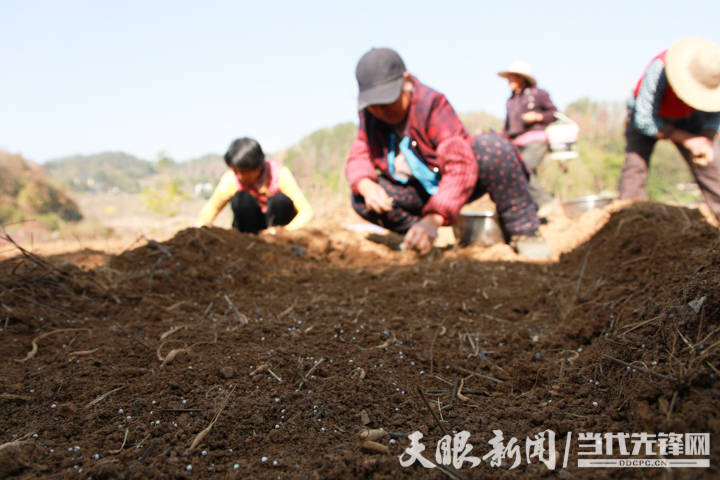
[345, 76, 477, 225]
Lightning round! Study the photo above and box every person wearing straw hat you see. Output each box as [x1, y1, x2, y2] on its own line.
[620, 37, 720, 221]
[345, 47, 553, 258]
[498, 60, 558, 218]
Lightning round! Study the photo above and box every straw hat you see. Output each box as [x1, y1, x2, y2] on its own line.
[498, 60, 536, 87]
[665, 37, 720, 112]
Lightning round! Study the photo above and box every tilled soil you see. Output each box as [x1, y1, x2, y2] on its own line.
[1, 202, 719, 479]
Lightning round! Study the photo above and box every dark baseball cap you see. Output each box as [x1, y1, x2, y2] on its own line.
[355, 48, 406, 111]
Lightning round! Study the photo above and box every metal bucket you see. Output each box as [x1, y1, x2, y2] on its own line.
[453, 212, 504, 246]
[562, 195, 615, 218]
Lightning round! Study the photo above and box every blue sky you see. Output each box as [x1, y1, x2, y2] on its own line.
[1, 0, 719, 163]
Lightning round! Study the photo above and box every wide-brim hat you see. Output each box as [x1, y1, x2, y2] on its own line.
[498, 60, 536, 87]
[356, 48, 406, 110]
[666, 37, 720, 112]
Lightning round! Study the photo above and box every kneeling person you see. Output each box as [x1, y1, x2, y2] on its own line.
[197, 137, 313, 233]
[346, 48, 551, 258]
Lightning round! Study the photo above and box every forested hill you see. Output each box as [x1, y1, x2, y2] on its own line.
[0, 151, 82, 227]
[44, 152, 156, 193]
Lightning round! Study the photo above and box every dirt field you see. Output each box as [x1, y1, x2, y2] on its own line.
[1, 200, 719, 479]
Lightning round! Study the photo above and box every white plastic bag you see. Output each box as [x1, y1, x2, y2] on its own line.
[545, 112, 579, 161]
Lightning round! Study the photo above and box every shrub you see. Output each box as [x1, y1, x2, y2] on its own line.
[141, 179, 187, 217]
[0, 204, 24, 225]
[37, 213, 60, 230]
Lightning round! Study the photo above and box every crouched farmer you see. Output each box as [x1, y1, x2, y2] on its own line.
[197, 137, 313, 233]
[345, 47, 552, 258]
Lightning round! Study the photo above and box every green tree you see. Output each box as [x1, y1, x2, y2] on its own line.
[156, 150, 176, 171]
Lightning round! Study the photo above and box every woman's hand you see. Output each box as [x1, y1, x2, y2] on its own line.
[683, 136, 714, 165]
[403, 214, 443, 253]
[521, 111, 544, 124]
[358, 178, 394, 213]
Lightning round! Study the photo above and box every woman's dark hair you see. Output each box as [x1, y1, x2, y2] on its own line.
[224, 137, 265, 169]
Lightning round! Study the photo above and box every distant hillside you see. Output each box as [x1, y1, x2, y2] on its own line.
[44, 152, 155, 193]
[171, 154, 225, 185]
[0, 151, 82, 228]
[37, 103, 698, 208]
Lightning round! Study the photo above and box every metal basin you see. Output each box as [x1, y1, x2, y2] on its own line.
[562, 195, 615, 218]
[453, 212, 504, 246]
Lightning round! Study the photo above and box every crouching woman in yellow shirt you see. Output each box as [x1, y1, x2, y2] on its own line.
[196, 137, 313, 233]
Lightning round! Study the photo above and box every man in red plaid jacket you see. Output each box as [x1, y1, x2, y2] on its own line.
[346, 47, 551, 258]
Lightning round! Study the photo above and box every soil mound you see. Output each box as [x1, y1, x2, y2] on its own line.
[1, 202, 718, 479]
